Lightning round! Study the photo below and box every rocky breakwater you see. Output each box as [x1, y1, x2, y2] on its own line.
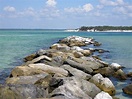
[0, 36, 130, 99]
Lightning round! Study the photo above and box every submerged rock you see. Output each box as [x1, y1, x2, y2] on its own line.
[122, 84, 132, 95]
[127, 72, 132, 78]
[113, 69, 127, 80]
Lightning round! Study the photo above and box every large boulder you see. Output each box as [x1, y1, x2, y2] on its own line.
[122, 84, 132, 95]
[65, 58, 93, 74]
[94, 91, 112, 99]
[0, 84, 47, 99]
[6, 74, 49, 84]
[66, 56, 104, 71]
[0, 85, 22, 99]
[61, 65, 92, 80]
[9, 66, 45, 77]
[24, 55, 52, 65]
[50, 43, 70, 51]
[89, 73, 116, 95]
[28, 63, 68, 76]
[59, 36, 93, 47]
[110, 63, 122, 70]
[50, 77, 101, 99]
[93, 67, 115, 77]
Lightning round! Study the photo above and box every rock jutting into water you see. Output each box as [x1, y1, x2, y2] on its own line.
[0, 36, 130, 99]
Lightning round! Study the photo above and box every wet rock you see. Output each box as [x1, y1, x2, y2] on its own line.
[94, 91, 112, 99]
[24, 53, 38, 62]
[92, 55, 102, 60]
[89, 73, 116, 95]
[127, 72, 132, 77]
[113, 69, 127, 80]
[6, 74, 49, 84]
[61, 65, 92, 80]
[93, 67, 115, 77]
[28, 63, 68, 76]
[98, 49, 107, 53]
[122, 84, 132, 95]
[93, 41, 102, 46]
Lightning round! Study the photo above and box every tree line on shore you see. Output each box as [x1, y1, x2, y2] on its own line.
[79, 26, 132, 31]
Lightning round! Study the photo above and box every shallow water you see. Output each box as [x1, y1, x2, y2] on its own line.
[0, 29, 132, 98]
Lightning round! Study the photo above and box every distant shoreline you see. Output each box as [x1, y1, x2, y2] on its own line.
[76, 26, 132, 32]
[65, 29, 132, 32]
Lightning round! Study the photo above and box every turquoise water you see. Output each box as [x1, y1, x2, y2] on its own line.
[0, 29, 132, 98]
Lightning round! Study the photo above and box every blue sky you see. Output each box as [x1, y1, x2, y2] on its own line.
[0, 0, 132, 29]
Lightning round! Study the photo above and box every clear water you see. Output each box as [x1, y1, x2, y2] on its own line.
[0, 29, 132, 99]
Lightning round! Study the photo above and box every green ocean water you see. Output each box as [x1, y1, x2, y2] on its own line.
[0, 29, 132, 98]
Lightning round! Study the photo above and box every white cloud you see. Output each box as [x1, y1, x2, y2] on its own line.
[64, 7, 83, 13]
[64, 3, 94, 13]
[99, 0, 125, 6]
[3, 6, 16, 12]
[117, 0, 124, 5]
[46, 0, 57, 7]
[18, 7, 36, 17]
[96, 5, 104, 9]
[114, 7, 127, 14]
[83, 4, 94, 12]
[40, 7, 60, 18]
[99, 0, 117, 6]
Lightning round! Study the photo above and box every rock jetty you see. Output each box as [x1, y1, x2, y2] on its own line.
[0, 36, 130, 99]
